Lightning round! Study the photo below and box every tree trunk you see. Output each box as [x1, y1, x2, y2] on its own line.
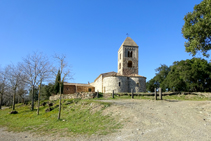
[31, 85, 34, 111]
[0, 93, 2, 110]
[12, 89, 16, 110]
[37, 84, 41, 115]
[58, 83, 62, 120]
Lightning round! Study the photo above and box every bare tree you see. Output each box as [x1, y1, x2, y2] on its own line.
[21, 52, 52, 111]
[37, 57, 54, 115]
[17, 83, 27, 104]
[7, 64, 25, 111]
[0, 66, 9, 109]
[54, 54, 73, 119]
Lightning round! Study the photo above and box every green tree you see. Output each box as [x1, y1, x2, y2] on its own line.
[146, 64, 170, 92]
[54, 70, 61, 94]
[40, 83, 54, 100]
[182, 0, 211, 57]
[165, 58, 211, 92]
[54, 70, 64, 94]
[163, 62, 187, 92]
[146, 77, 159, 92]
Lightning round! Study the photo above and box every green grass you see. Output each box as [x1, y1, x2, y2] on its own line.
[162, 94, 211, 101]
[0, 99, 122, 136]
[99, 94, 211, 101]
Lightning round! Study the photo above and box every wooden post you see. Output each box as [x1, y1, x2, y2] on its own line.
[97, 91, 99, 98]
[154, 88, 157, 100]
[112, 90, 114, 98]
[131, 89, 134, 99]
[159, 88, 162, 100]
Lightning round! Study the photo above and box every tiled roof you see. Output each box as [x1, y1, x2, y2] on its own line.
[121, 37, 138, 46]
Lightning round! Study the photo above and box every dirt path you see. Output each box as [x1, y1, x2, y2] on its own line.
[1, 99, 211, 141]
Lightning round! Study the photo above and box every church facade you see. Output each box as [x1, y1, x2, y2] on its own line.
[90, 37, 146, 93]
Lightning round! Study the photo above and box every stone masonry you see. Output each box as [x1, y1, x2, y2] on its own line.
[90, 37, 146, 93]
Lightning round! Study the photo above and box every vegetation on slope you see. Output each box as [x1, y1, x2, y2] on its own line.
[0, 99, 121, 136]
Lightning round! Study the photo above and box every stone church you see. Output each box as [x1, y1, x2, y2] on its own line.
[90, 37, 146, 93]
[63, 37, 146, 94]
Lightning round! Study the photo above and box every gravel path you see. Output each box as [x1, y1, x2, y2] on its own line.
[1, 99, 211, 141]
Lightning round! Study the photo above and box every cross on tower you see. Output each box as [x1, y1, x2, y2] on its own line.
[126, 33, 129, 37]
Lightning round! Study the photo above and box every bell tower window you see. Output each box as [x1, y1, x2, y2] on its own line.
[119, 63, 121, 69]
[128, 61, 132, 68]
[128, 51, 132, 57]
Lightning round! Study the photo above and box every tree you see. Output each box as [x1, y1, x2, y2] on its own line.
[163, 62, 187, 92]
[182, 0, 211, 57]
[146, 77, 159, 92]
[17, 85, 27, 103]
[21, 52, 52, 111]
[37, 56, 54, 115]
[40, 83, 54, 100]
[7, 64, 25, 110]
[146, 64, 170, 92]
[154, 64, 171, 91]
[54, 70, 61, 94]
[164, 58, 211, 92]
[0, 67, 9, 109]
[54, 54, 73, 119]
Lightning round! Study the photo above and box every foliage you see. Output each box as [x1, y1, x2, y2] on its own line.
[40, 83, 55, 100]
[146, 64, 170, 92]
[147, 58, 211, 92]
[182, 0, 211, 57]
[146, 77, 159, 92]
[167, 58, 211, 91]
[54, 70, 61, 94]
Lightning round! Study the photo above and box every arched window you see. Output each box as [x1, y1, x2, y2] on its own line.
[128, 61, 132, 68]
[119, 63, 121, 69]
[119, 82, 121, 86]
[128, 51, 132, 57]
[120, 54, 121, 59]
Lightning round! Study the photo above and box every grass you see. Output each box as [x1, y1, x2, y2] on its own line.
[0, 99, 122, 136]
[162, 94, 211, 101]
[99, 93, 211, 101]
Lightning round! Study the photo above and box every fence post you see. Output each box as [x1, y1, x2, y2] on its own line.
[112, 90, 114, 98]
[97, 91, 99, 98]
[131, 89, 134, 99]
[159, 88, 162, 100]
[154, 88, 157, 100]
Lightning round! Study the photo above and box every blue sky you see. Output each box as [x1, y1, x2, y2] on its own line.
[0, 0, 210, 83]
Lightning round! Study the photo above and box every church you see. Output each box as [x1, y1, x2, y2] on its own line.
[90, 37, 146, 93]
[63, 37, 146, 94]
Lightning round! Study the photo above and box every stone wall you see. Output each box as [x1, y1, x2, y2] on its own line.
[63, 85, 76, 94]
[49, 92, 97, 101]
[76, 86, 95, 93]
[92, 75, 103, 92]
[103, 76, 128, 93]
[128, 77, 146, 92]
[118, 46, 139, 75]
[122, 46, 138, 75]
[63, 85, 95, 94]
[102, 76, 146, 93]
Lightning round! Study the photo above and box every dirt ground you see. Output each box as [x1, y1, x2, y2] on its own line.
[1, 99, 211, 141]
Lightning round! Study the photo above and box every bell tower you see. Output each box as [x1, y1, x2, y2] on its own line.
[118, 37, 139, 75]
